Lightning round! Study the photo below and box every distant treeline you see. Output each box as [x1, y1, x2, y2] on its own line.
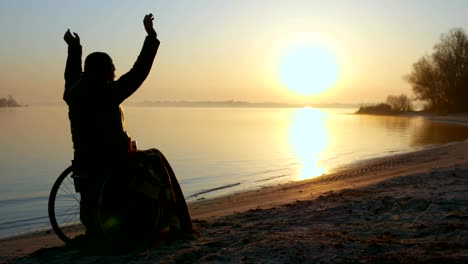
[128, 100, 357, 109]
[0, 95, 23, 107]
[359, 27, 468, 115]
[406, 28, 468, 113]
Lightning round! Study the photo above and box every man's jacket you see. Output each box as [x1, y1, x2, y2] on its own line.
[64, 36, 159, 171]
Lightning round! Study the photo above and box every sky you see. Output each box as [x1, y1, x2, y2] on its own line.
[1, 0, 468, 105]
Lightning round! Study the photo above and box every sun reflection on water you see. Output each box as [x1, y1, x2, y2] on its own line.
[288, 107, 328, 180]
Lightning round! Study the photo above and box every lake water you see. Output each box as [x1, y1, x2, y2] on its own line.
[1, 106, 468, 238]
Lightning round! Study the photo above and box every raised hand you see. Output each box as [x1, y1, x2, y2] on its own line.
[143, 13, 157, 37]
[64, 29, 80, 46]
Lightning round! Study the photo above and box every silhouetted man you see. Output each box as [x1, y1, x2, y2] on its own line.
[64, 13, 158, 172]
[63, 14, 159, 235]
[63, 14, 195, 242]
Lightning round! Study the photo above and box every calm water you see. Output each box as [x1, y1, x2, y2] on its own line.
[1, 106, 468, 238]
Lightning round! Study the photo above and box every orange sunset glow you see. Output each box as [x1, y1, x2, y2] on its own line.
[2, 1, 459, 106]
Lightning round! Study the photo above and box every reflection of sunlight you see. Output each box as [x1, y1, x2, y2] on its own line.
[288, 108, 328, 180]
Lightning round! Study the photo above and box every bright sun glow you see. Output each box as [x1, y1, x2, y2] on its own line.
[279, 44, 340, 96]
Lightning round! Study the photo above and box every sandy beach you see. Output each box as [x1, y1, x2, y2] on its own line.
[1, 115, 468, 263]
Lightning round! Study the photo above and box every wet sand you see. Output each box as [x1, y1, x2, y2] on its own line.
[1, 115, 468, 263]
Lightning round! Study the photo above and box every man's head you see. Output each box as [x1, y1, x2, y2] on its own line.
[84, 52, 115, 81]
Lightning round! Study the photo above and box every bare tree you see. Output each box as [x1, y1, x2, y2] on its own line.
[406, 28, 468, 113]
[405, 55, 445, 111]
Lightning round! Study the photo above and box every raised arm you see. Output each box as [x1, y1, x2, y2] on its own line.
[63, 29, 82, 99]
[113, 14, 159, 103]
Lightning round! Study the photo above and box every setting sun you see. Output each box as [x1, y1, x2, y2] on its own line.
[279, 44, 340, 96]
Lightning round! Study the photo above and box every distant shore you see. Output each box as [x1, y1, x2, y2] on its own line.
[0, 96, 25, 107]
[125, 100, 358, 109]
[1, 114, 468, 263]
[356, 110, 468, 126]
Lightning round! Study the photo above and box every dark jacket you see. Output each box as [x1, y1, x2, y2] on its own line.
[64, 36, 160, 172]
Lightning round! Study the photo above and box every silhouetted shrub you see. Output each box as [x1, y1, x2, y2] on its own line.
[386, 94, 413, 112]
[356, 103, 394, 115]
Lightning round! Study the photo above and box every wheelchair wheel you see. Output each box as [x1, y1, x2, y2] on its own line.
[49, 165, 167, 244]
[48, 166, 85, 243]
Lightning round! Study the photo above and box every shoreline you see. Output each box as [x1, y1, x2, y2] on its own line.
[1, 139, 468, 262]
[4, 110, 465, 241]
[188, 138, 468, 219]
[1, 114, 468, 262]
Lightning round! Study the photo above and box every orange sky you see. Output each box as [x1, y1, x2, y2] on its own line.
[1, 1, 467, 105]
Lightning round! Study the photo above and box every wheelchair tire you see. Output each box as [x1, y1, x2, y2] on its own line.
[49, 165, 167, 245]
[48, 165, 85, 243]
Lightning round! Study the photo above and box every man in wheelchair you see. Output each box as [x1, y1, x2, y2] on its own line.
[63, 13, 194, 243]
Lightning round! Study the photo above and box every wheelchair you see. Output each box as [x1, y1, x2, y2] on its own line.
[48, 163, 165, 244]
